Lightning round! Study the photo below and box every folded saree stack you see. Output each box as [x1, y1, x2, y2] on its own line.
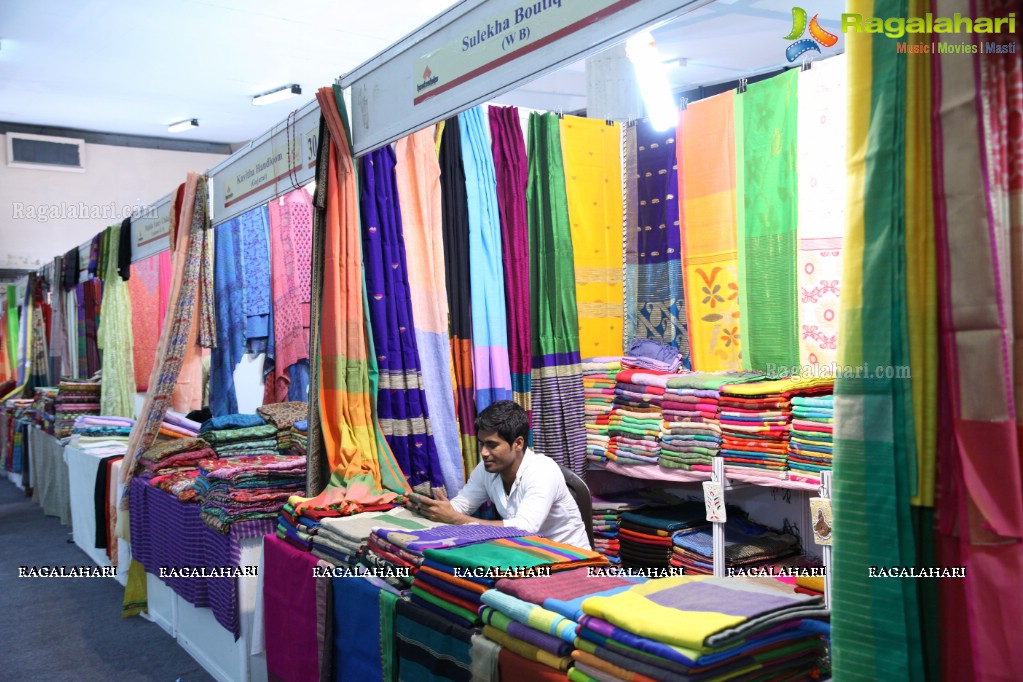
[287, 420, 308, 457]
[32, 387, 57, 435]
[156, 410, 201, 441]
[582, 357, 621, 465]
[622, 338, 684, 373]
[605, 368, 673, 466]
[198, 413, 278, 459]
[786, 394, 834, 484]
[573, 575, 830, 682]
[70, 414, 134, 455]
[618, 502, 708, 569]
[137, 436, 215, 502]
[256, 401, 307, 452]
[309, 507, 441, 571]
[54, 379, 101, 438]
[193, 453, 306, 533]
[669, 513, 800, 574]
[590, 491, 676, 566]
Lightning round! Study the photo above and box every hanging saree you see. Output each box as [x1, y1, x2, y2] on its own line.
[128, 254, 163, 392]
[268, 189, 314, 403]
[933, 0, 1023, 678]
[527, 112, 586, 477]
[831, 1, 925, 679]
[395, 127, 465, 495]
[169, 181, 206, 415]
[439, 116, 479, 472]
[737, 70, 800, 371]
[4, 284, 18, 382]
[210, 210, 249, 416]
[120, 174, 209, 490]
[242, 205, 272, 354]
[797, 56, 847, 369]
[488, 105, 532, 416]
[28, 275, 50, 391]
[65, 287, 79, 380]
[97, 223, 136, 418]
[677, 93, 742, 371]
[82, 278, 103, 379]
[460, 105, 512, 411]
[300, 84, 408, 510]
[48, 255, 66, 380]
[361, 146, 445, 496]
[560, 115, 624, 359]
[625, 118, 690, 365]
[306, 116, 331, 496]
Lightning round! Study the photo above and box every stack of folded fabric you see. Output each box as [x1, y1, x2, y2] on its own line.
[70, 415, 135, 455]
[381, 526, 533, 623]
[719, 378, 834, 477]
[199, 414, 279, 459]
[275, 500, 319, 552]
[3, 399, 34, 473]
[158, 411, 201, 440]
[137, 436, 215, 502]
[480, 567, 647, 677]
[575, 576, 830, 681]
[310, 507, 442, 571]
[421, 535, 610, 630]
[193, 453, 307, 533]
[659, 372, 765, 471]
[622, 338, 684, 373]
[256, 401, 308, 452]
[581, 357, 621, 465]
[605, 369, 674, 466]
[787, 394, 834, 482]
[670, 513, 800, 574]
[54, 380, 102, 438]
[618, 502, 708, 569]
[31, 388, 58, 435]
[590, 491, 676, 565]
[289, 421, 308, 457]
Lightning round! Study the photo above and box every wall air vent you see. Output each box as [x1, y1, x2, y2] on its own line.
[6, 132, 85, 172]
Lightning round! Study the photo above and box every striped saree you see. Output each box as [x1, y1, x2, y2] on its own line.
[97, 222, 136, 418]
[677, 93, 742, 371]
[460, 105, 512, 411]
[933, 0, 1023, 677]
[308, 85, 408, 506]
[625, 118, 690, 366]
[832, 1, 925, 679]
[527, 112, 586, 477]
[360, 145, 445, 496]
[737, 70, 799, 371]
[395, 127, 465, 495]
[440, 116, 479, 472]
[489, 105, 532, 416]
[560, 116, 624, 359]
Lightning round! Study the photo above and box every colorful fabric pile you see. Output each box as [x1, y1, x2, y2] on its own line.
[137, 436, 215, 502]
[256, 401, 308, 452]
[590, 491, 676, 565]
[622, 338, 684, 373]
[70, 415, 134, 456]
[275, 500, 319, 553]
[659, 372, 764, 471]
[54, 379, 101, 438]
[669, 514, 800, 574]
[193, 453, 306, 533]
[604, 369, 672, 466]
[157, 411, 201, 440]
[787, 394, 833, 482]
[31, 387, 57, 435]
[396, 597, 475, 682]
[719, 378, 833, 477]
[309, 507, 440, 570]
[2, 399, 33, 473]
[575, 576, 830, 681]
[618, 502, 707, 569]
[288, 420, 308, 457]
[581, 357, 621, 465]
[199, 414, 279, 459]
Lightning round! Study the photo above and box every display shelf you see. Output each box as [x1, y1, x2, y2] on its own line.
[588, 460, 821, 491]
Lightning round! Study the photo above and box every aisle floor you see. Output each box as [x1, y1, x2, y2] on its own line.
[0, 476, 215, 681]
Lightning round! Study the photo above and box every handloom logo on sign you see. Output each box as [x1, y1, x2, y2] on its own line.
[783, 7, 840, 63]
[417, 66, 439, 93]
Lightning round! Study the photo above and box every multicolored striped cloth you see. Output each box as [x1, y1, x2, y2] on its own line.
[424, 534, 608, 573]
[360, 145, 445, 496]
[527, 111, 586, 477]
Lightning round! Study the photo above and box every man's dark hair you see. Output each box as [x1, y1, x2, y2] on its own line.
[475, 400, 529, 446]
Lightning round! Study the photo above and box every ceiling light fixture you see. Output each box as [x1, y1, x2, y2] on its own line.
[252, 84, 302, 106]
[168, 118, 199, 133]
[626, 32, 677, 132]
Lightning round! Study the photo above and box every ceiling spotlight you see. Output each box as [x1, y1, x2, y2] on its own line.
[168, 119, 199, 133]
[252, 84, 302, 106]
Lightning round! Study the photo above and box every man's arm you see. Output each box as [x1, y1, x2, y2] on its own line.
[413, 488, 505, 526]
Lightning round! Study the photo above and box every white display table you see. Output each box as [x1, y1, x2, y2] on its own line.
[64, 444, 129, 585]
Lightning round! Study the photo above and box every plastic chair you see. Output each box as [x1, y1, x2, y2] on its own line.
[559, 465, 595, 550]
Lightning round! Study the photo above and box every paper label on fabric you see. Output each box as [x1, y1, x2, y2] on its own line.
[413, 0, 640, 104]
[702, 481, 726, 522]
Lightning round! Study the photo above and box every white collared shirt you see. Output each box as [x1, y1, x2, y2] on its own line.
[449, 448, 590, 550]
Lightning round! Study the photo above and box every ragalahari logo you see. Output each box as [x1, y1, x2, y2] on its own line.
[784, 7, 839, 62]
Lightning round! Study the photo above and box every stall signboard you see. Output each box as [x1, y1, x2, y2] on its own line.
[132, 197, 173, 262]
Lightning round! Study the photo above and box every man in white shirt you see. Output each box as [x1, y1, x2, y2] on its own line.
[412, 400, 590, 550]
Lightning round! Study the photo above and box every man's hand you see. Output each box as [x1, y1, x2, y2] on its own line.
[410, 491, 466, 525]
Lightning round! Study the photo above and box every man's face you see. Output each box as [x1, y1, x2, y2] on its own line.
[478, 430, 524, 474]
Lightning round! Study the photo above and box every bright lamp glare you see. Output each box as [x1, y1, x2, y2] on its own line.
[626, 32, 677, 132]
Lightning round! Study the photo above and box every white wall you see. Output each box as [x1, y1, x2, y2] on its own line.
[0, 135, 227, 269]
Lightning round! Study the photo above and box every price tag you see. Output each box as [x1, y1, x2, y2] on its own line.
[702, 481, 726, 523]
[809, 497, 832, 545]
